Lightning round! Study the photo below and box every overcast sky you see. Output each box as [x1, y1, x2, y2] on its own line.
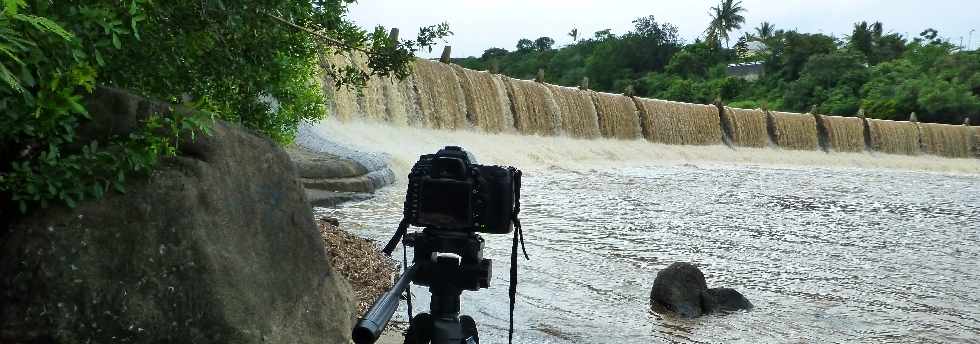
[347, 0, 980, 58]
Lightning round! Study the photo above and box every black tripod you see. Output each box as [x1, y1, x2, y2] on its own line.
[354, 229, 490, 344]
[402, 229, 488, 344]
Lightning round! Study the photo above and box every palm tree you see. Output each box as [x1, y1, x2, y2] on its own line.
[705, 0, 746, 48]
[754, 22, 775, 42]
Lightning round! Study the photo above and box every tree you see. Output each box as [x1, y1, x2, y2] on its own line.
[516, 38, 534, 52]
[1, 0, 449, 216]
[594, 29, 614, 41]
[568, 28, 579, 42]
[783, 51, 869, 114]
[753, 22, 776, 43]
[481, 47, 509, 60]
[534, 36, 555, 51]
[705, 0, 746, 48]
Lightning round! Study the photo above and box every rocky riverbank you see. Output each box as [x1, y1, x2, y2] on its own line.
[316, 217, 397, 316]
[316, 216, 409, 344]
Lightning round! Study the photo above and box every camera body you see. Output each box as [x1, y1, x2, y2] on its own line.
[403, 146, 517, 234]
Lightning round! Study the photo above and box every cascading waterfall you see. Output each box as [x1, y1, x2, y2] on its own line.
[412, 59, 469, 129]
[380, 72, 422, 127]
[319, 53, 361, 121]
[593, 92, 642, 139]
[635, 98, 722, 145]
[768, 111, 820, 150]
[547, 85, 601, 138]
[866, 119, 921, 155]
[721, 107, 769, 147]
[503, 77, 562, 136]
[451, 65, 514, 133]
[817, 115, 866, 152]
[317, 56, 976, 160]
[973, 127, 980, 157]
[918, 123, 973, 158]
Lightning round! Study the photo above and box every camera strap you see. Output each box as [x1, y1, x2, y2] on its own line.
[382, 218, 410, 256]
[508, 168, 530, 344]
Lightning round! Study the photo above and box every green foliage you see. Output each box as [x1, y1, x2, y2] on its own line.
[2, 0, 445, 216]
[455, 5, 976, 126]
[782, 50, 868, 114]
[861, 43, 980, 121]
[705, 0, 746, 47]
[533, 37, 555, 51]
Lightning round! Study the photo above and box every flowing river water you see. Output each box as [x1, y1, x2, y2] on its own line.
[307, 120, 980, 343]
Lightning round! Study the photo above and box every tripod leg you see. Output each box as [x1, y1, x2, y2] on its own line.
[459, 315, 479, 344]
[403, 313, 433, 344]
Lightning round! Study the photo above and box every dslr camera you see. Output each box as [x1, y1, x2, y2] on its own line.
[356, 146, 527, 344]
[403, 146, 517, 234]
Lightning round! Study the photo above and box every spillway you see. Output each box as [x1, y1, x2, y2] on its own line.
[412, 59, 469, 129]
[593, 92, 642, 139]
[547, 85, 601, 138]
[452, 65, 514, 133]
[317, 56, 976, 160]
[768, 111, 820, 150]
[817, 115, 867, 152]
[918, 123, 973, 158]
[866, 119, 921, 155]
[721, 107, 769, 147]
[635, 98, 723, 145]
[319, 52, 361, 121]
[503, 77, 561, 136]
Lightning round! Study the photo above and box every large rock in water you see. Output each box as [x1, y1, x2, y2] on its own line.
[649, 262, 752, 318]
[0, 87, 353, 343]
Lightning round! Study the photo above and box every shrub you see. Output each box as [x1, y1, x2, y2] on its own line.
[1, 0, 448, 217]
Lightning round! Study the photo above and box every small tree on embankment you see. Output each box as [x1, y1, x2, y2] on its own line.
[0, 0, 449, 222]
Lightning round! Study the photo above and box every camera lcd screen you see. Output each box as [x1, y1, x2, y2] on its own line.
[418, 179, 472, 228]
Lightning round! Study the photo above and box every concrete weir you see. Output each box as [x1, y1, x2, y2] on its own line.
[594, 92, 642, 140]
[918, 123, 974, 158]
[634, 97, 723, 145]
[318, 55, 977, 159]
[503, 77, 562, 136]
[720, 107, 770, 148]
[866, 119, 921, 155]
[816, 114, 867, 152]
[547, 84, 601, 138]
[767, 111, 820, 151]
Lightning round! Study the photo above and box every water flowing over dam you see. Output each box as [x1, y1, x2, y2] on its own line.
[721, 107, 770, 148]
[320, 54, 978, 160]
[816, 115, 867, 152]
[547, 85, 601, 138]
[866, 119, 922, 156]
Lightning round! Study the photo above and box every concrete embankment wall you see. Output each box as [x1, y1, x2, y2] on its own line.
[321, 53, 977, 159]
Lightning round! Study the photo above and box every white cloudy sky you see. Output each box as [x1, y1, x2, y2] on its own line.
[347, 0, 980, 58]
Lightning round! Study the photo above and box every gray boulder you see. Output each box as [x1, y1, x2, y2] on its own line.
[701, 288, 753, 314]
[650, 262, 709, 317]
[649, 262, 752, 318]
[0, 87, 353, 343]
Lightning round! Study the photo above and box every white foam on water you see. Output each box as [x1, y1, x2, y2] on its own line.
[303, 118, 980, 177]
